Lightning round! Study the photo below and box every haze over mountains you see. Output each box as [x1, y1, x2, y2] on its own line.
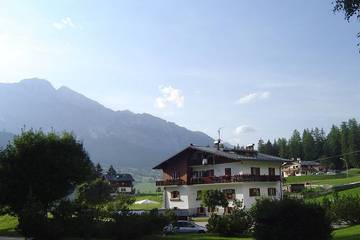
[0, 78, 213, 168]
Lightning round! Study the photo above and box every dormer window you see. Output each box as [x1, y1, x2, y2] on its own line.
[170, 191, 180, 201]
[225, 168, 232, 176]
[172, 169, 180, 179]
[251, 167, 260, 176]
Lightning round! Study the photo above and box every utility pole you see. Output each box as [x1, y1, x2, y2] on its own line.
[340, 157, 349, 178]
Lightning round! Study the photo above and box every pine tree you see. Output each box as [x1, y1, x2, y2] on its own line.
[347, 119, 360, 167]
[289, 130, 302, 160]
[324, 125, 342, 170]
[277, 138, 288, 158]
[264, 140, 273, 155]
[312, 127, 326, 160]
[272, 139, 279, 156]
[107, 165, 117, 177]
[340, 122, 350, 167]
[95, 163, 103, 178]
[302, 129, 316, 161]
[258, 139, 265, 153]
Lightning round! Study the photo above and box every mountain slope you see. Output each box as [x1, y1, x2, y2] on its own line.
[0, 78, 213, 167]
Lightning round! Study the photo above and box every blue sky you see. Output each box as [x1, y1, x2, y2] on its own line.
[0, 0, 359, 145]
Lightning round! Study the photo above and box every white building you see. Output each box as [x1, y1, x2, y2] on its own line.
[282, 160, 328, 177]
[104, 173, 135, 194]
[153, 144, 290, 216]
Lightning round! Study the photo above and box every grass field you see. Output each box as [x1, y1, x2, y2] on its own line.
[1, 213, 360, 240]
[333, 225, 360, 240]
[135, 181, 158, 193]
[129, 193, 163, 210]
[309, 186, 360, 202]
[0, 215, 19, 236]
[285, 169, 360, 186]
[144, 225, 360, 240]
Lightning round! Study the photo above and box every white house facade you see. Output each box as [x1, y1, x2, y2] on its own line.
[153, 144, 289, 216]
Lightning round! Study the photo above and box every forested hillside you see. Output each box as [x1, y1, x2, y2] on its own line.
[258, 118, 360, 170]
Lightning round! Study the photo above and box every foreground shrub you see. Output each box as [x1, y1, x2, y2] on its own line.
[207, 201, 252, 236]
[323, 193, 360, 224]
[113, 209, 170, 239]
[251, 198, 332, 240]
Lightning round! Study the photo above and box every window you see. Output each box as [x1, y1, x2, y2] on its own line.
[197, 207, 206, 215]
[224, 207, 234, 214]
[120, 188, 126, 192]
[249, 188, 260, 197]
[170, 191, 180, 200]
[196, 190, 202, 200]
[172, 170, 180, 179]
[225, 168, 232, 176]
[251, 167, 260, 176]
[269, 168, 276, 176]
[223, 189, 235, 200]
[202, 169, 214, 177]
[268, 188, 276, 196]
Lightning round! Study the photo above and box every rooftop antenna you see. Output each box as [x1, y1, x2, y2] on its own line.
[216, 127, 223, 150]
[217, 127, 222, 141]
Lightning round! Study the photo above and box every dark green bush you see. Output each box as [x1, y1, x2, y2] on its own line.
[251, 198, 332, 240]
[113, 209, 170, 239]
[324, 193, 360, 224]
[207, 208, 252, 236]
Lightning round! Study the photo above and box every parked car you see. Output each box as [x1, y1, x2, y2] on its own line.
[163, 220, 207, 234]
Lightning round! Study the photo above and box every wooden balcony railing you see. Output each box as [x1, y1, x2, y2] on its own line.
[156, 174, 281, 186]
[155, 179, 186, 186]
[189, 174, 281, 185]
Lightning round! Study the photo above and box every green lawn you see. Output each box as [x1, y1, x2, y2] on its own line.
[135, 181, 157, 193]
[2, 212, 360, 240]
[333, 225, 360, 240]
[0, 214, 19, 236]
[129, 193, 163, 210]
[144, 225, 360, 240]
[285, 169, 360, 186]
[308, 186, 360, 202]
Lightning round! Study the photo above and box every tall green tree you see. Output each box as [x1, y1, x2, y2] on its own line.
[107, 165, 117, 176]
[324, 125, 343, 170]
[347, 118, 360, 167]
[0, 130, 94, 217]
[77, 178, 113, 206]
[340, 121, 350, 167]
[333, 0, 360, 51]
[312, 128, 326, 160]
[302, 129, 316, 161]
[258, 139, 265, 153]
[277, 138, 288, 158]
[201, 190, 228, 215]
[289, 130, 303, 159]
[95, 163, 103, 178]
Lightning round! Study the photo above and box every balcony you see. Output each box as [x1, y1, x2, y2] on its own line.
[189, 174, 281, 185]
[156, 179, 186, 186]
[156, 175, 281, 186]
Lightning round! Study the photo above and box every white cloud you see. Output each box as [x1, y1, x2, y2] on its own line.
[155, 86, 184, 109]
[234, 125, 256, 135]
[52, 17, 77, 30]
[235, 91, 270, 104]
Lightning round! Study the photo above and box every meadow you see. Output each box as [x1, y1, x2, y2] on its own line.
[285, 169, 360, 186]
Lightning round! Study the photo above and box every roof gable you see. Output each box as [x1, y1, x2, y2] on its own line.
[153, 145, 290, 169]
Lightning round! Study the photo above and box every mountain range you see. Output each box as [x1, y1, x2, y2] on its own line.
[0, 78, 213, 168]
